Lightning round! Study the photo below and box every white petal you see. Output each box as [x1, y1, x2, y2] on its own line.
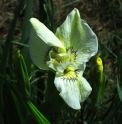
[55, 8, 98, 65]
[75, 20, 98, 65]
[29, 27, 50, 70]
[54, 71, 92, 110]
[80, 76, 92, 102]
[30, 18, 65, 50]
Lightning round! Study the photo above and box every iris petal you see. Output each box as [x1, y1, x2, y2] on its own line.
[29, 28, 50, 70]
[54, 71, 92, 109]
[30, 18, 65, 50]
[55, 8, 98, 68]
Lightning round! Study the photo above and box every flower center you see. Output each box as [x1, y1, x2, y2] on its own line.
[46, 47, 77, 75]
[67, 47, 77, 62]
[49, 48, 69, 63]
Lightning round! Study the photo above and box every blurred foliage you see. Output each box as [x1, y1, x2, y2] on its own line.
[0, 0, 122, 124]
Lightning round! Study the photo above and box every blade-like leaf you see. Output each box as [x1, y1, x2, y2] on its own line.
[21, 0, 33, 74]
[117, 78, 122, 101]
[0, 0, 24, 123]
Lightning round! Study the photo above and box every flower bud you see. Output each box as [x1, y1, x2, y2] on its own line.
[96, 57, 103, 72]
[95, 56, 103, 84]
[90, 55, 106, 105]
[14, 50, 30, 99]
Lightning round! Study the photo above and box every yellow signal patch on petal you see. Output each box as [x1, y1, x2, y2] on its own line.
[63, 67, 76, 79]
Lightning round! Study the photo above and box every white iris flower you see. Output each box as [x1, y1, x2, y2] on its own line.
[29, 8, 98, 110]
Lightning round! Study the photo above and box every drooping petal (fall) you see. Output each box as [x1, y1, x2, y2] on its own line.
[30, 18, 65, 50]
[29, 28, 50, 70]
[54, 71, 92, 110]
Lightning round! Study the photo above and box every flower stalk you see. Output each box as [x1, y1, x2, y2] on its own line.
[88, 55, 107, 123]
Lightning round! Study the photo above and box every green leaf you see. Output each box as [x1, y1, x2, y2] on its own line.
[4, 87, 24, 124]
[20, 0, 33, 44]
[102, 102, 122, 124]
[0, 74, 50, 124]
[117, 78, 122, 101]
[14, 50, 30, 98]
[0, 0, 24, 123]
[20, 0, 33, 74]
